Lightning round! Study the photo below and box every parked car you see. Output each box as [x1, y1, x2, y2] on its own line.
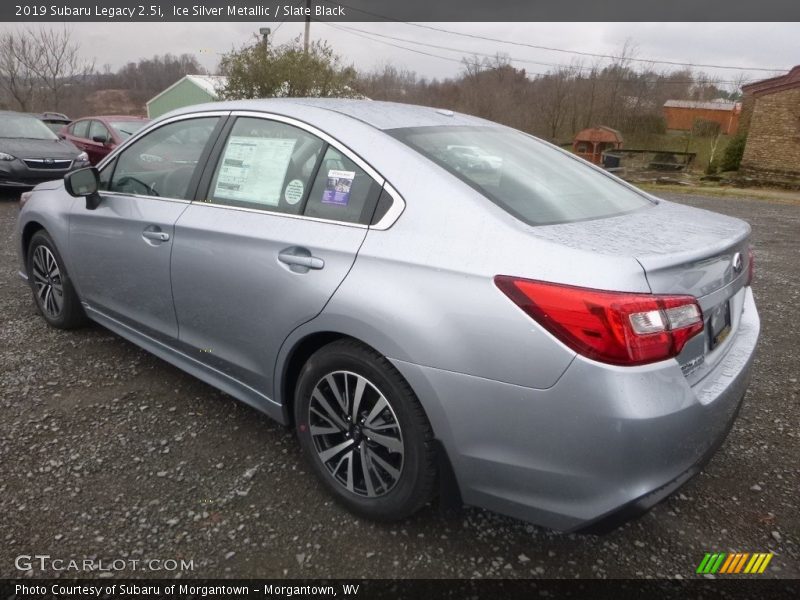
[33, 112, 72, 134]
[0, 111, 90, 189]
[446, 144, 503, 171]
[15, 100, 759, 532]
[60, 115, 149, 165]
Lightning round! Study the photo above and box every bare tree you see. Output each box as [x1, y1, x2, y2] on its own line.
[536, 67, 575, 141]
[0, 26, 94, 112]
[28, 26, 95, 110]
[0, 30, 40, 111]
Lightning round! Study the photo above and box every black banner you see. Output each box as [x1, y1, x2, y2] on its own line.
[2, 579, 800, 600]
[3, 0, 800, 22]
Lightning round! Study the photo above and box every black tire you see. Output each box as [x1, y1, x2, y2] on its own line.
[26, 230, 87, 329]
[294, 339, 437, 521]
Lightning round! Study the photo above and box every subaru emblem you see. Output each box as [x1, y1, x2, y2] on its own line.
[44, 158, 54, 164]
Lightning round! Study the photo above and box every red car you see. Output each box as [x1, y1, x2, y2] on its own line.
[60, 115, 149, 165]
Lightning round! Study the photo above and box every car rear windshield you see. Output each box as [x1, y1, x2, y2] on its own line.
[0, 114, 58, 140]
[109, 120, 147, 139]
[389, 125, 653, 226]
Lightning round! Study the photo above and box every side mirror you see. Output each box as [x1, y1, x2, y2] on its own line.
[64, 167, 102, 210]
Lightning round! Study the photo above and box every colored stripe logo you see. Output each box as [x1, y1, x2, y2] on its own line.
[696, 552, 773, 574]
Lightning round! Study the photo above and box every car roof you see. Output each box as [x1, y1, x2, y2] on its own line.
[1, 110, 39, 118]
[38, 111, 69, 119]
[165, 99, 493, 131]
[74, 115, 148, 121]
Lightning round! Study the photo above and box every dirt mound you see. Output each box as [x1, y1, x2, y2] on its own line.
[84, 88, 144, 116]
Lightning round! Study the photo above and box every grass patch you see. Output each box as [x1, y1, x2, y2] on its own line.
[638, 183, 800, 205]
[622, 131, 733, 173]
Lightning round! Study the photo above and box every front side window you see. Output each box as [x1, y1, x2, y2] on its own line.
[109, 120, 147, 139]
[207, 117, 325, 215]
[390, 126, 653, 226]
[98, 157, 116, 191]
[109, 117, 219, 199]
[88, 120, 110, 143]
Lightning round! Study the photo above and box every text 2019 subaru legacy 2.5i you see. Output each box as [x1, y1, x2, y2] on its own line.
[16, 100, 759, 532]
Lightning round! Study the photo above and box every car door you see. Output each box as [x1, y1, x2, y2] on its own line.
[86, 120, 113, 165]
[69, 113, 226, 342]
[170, 114, 383, 401]
[66, 119, 90, 151]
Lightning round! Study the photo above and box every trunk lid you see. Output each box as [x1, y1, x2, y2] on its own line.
[529, 199, 752, 379]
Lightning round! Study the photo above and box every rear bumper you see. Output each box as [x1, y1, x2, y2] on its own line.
[579, 384, 745, 534]
[391, 287, 760, 532]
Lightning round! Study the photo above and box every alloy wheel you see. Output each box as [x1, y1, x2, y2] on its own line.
[307, 371, 404, 497]
[31, 245, 63, 318]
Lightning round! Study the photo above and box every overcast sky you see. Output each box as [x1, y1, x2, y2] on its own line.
[5, 22, 798, 87]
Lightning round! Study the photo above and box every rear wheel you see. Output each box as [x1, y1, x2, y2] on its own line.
[27, 230, 87, 329]
[294, 340, 436, 520]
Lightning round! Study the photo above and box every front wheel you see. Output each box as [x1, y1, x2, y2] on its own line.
[294, 340, 437, 521]
[27, 230, 87, 329]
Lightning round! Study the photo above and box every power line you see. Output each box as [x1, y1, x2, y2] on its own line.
[322, 21, 753, 86]
[332, 23, 590, 72]
[330, 23, 756, 83]
[319, 21, 467, 65]
[317, 0, 789, 74]
[400, 22, 788, 74]
[272, 0, 304, 35]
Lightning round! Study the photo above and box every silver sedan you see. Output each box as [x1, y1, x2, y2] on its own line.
[16, 99, 759, 531]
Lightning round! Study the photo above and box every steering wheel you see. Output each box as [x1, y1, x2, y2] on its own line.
[115, 175, 158, 196]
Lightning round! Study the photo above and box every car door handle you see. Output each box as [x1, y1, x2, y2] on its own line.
[278, 248, 324, 272]
[142, 229, 170, 242]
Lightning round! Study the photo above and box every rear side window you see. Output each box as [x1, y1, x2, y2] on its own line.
[304, 147, 381, 224]
[390, 125, 652, 226]
[207, 117, 325, 215]
[71, 120, 89, 138]
[206, 117, 380, 224]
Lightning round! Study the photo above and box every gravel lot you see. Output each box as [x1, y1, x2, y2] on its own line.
[1, 189, 797, 579]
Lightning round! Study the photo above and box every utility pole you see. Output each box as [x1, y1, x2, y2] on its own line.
[259, 26, 271, 53]
[303, 0, 311, 54]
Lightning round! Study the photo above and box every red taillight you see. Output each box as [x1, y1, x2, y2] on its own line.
[494, 276, 704, 366]
[746, 247, 755, 286]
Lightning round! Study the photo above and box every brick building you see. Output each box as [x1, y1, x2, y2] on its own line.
[739, 66, 800, 181]
[662, 100, 741, 135]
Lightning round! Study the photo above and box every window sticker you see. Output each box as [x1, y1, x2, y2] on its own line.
[284, 179, 304, 205]
[213, 136, 297, 206]
[321, 169, 355, 206]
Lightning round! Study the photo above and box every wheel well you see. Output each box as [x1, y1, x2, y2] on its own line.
[280, 331, 463, 511]
[281, 331, 351, 426]
[21, 221, 45, 266]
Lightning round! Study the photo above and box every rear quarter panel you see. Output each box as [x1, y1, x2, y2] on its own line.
[279, 132, 653, 393]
